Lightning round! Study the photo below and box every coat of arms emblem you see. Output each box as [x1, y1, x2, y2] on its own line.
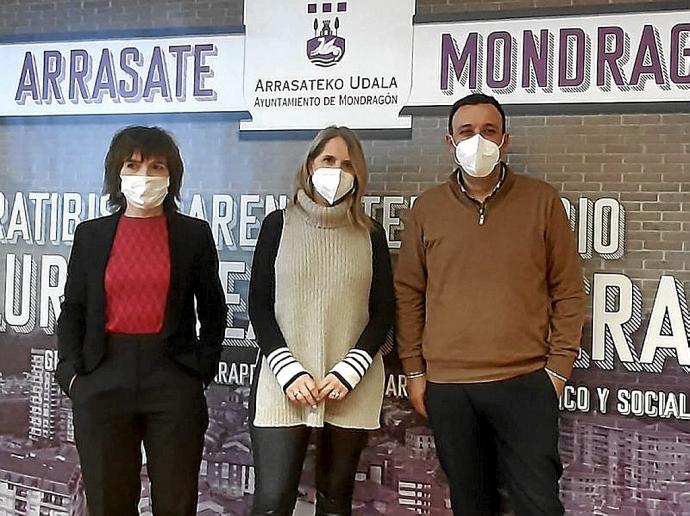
[306, 2, 347, 67]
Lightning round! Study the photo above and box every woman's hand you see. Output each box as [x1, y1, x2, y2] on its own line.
[316, 373, 350, 402]
[286, 374, 320, 408]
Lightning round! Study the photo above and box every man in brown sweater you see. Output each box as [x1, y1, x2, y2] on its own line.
[395, 93, 585, 516]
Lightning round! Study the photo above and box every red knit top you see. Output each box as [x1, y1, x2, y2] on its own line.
[105, 215, 171, 334]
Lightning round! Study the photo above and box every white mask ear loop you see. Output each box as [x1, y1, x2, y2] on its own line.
[494, 134, 506, 165]
[484, 135, 505, 176]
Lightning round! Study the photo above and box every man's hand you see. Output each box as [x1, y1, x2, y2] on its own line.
[406, 375, 428, 418]
[546, 371, 566, 399]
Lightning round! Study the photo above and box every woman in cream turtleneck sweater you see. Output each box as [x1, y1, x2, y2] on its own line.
[249, 126, 394, 516]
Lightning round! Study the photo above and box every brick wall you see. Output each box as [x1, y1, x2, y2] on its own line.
[416, 0, 662, 15]
[507, 112, 690, 305]
[0, 0, 244, 34]
[0, 0, 667, 32]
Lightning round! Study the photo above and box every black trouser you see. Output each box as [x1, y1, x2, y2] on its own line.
[250, 424, 368, 516]
[71, 334, 208, 516]
[425, 369, 563, 516]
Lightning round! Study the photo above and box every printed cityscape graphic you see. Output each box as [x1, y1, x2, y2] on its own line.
[0, 330, 688, 515]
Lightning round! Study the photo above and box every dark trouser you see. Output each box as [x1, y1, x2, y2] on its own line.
[71, 334, 209, 516]
[250, 424, 368, 516]
[425, 369, 563, 516]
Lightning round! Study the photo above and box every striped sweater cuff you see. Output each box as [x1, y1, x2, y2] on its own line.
[266, 347, 309, 391]
[329, 349, 373, 391]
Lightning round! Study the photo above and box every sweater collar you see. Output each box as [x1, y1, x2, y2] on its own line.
[295, 189, 353, 228]
[447, 163, 516, 206]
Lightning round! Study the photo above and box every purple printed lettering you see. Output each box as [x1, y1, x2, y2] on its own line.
[597, 27, 627, 87]
[193, 44, 217, 99]
[68, 49, 91, 102]
[559, 28, 586, 88]
[91, 49, 117, 102]
[14, 52, 40, 104]
[41, 50, 64, 103]
[169, 45, 192, 100]
[522, 29, 550, 89]
[671, 23, 690, 85]
[441, 33, 478, 92]
[630, 25, 665, 86]
[486, 32, 512, 89]
[143, 46, 171, 101]
[119, 47, 142, 100]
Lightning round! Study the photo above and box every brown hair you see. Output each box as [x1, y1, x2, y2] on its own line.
[103, 126, 183, 213]
[293, 126, 372, 230]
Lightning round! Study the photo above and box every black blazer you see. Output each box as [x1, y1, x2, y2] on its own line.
[55, 210, 227, 395]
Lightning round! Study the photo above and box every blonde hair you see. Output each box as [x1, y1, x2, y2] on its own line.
[293, 126, 372, 230]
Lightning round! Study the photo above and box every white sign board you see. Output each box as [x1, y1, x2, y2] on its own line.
[241, 0, 415, 130]
[408, 10, 690, 107]
[1, 34, 246, 116]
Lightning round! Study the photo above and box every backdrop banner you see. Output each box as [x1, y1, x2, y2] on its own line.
[0, 4, 688, 516]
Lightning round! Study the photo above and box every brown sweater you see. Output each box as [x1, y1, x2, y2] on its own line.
[394, 167, 585, 383]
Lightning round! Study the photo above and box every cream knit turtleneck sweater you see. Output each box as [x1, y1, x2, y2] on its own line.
[252, 190, 386, 429]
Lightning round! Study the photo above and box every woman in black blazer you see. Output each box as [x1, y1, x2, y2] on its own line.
[56, 126, 227, 516]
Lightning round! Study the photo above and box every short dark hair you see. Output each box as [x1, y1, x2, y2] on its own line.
[103, 126, 183, 213]
[447, 93, 507, 134]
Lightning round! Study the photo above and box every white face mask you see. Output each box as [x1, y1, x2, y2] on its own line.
[120, 175, 170, 210]
[311, 167, 355, 205]
[452, 134, 504, 178]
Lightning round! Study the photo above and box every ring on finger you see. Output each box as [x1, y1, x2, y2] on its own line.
[294, 390, 301, 398]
